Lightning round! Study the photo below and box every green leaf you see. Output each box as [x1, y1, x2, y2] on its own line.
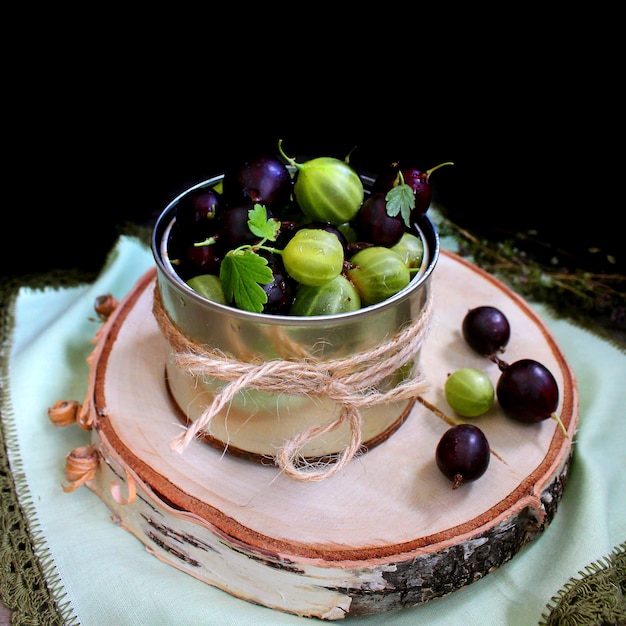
[219, 249, 273, 313]
[248, 203, 281, 241]
[386, 185, 415, 228]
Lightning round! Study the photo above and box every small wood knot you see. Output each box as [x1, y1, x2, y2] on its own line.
[94, 294, 118, 321]
[48, 400, 82, 427]
[63, 445, 99, 492]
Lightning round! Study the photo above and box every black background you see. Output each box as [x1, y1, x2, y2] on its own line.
[5, 52, 622, 278]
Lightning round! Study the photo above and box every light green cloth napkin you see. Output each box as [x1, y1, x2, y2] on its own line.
[5, 235, 626, 625]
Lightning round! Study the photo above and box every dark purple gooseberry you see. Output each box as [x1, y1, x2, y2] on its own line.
[273, 220, 300, 249]
[175, 241, 222, 280]
[372, 164, 432, 218]
[496, 358, 559, 424]
[462, 306, 511, 357]
[351, 192, 405, 247]
[175, 186, 222, 239]
[256, 250, 296, 314]
[215, 202, 274, 250]
[221, 154, 292, 209]
[435, 424, 491, 489]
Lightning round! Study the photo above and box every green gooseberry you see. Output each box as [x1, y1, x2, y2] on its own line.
[186, 274, 227, 304]
[390, 232, 424, 269]
[282, 228, 344, 287]
[290, 274, 361, 316]
[346, 247, 411, 306]
[444, 367, 495, 417]
[278, 140, 364, 225]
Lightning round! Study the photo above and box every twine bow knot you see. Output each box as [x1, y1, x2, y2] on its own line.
[152, 284, 434, 481]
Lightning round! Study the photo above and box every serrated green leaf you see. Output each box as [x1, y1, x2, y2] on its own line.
[386, 185, 415, 227]
[248, 203, 281, 241]
[220, 249, 273, 313]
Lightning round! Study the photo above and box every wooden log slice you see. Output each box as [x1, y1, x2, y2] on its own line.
[81, 250, 577, 620]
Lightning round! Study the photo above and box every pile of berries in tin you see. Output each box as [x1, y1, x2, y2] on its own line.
[166, 140, 452, 316]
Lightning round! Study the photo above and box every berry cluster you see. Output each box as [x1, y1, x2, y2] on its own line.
[436, 305, 565, 489]
[166, 141, 451, 315]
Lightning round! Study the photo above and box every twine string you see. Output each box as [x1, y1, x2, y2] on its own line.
[275, 406, 362, 481]
[152, 283, 434, 481]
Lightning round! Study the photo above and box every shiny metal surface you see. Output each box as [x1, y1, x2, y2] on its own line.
[151, 175, 439, 362]
[150, 173, 440, 459]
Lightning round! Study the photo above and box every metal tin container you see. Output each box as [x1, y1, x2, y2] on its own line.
[152, 174, 439, 462]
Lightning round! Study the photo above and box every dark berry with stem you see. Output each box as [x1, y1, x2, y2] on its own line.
[372, 161, 454, 218]
[435, 424, 491, 489]
[175, 240, 222, 280]
[494, 357, 567, 435]
[175, 186, 222, 239]
[352, 192, 405, 247]
[216, 202, 273, 250]
[462, 306, 511, 357]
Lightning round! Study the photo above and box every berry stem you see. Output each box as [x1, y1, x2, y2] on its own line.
[230, 241, 282, 258]
[392, 170, 407, 188]
[345, 145, 358, 164]
[551, 412, 569, 438]
[254, 243, 283, 257]
[193, 236, 217, 247]
[490, 355, 509, 370]
[277, 139, 301, 172]
[426, 161, 455, 178]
